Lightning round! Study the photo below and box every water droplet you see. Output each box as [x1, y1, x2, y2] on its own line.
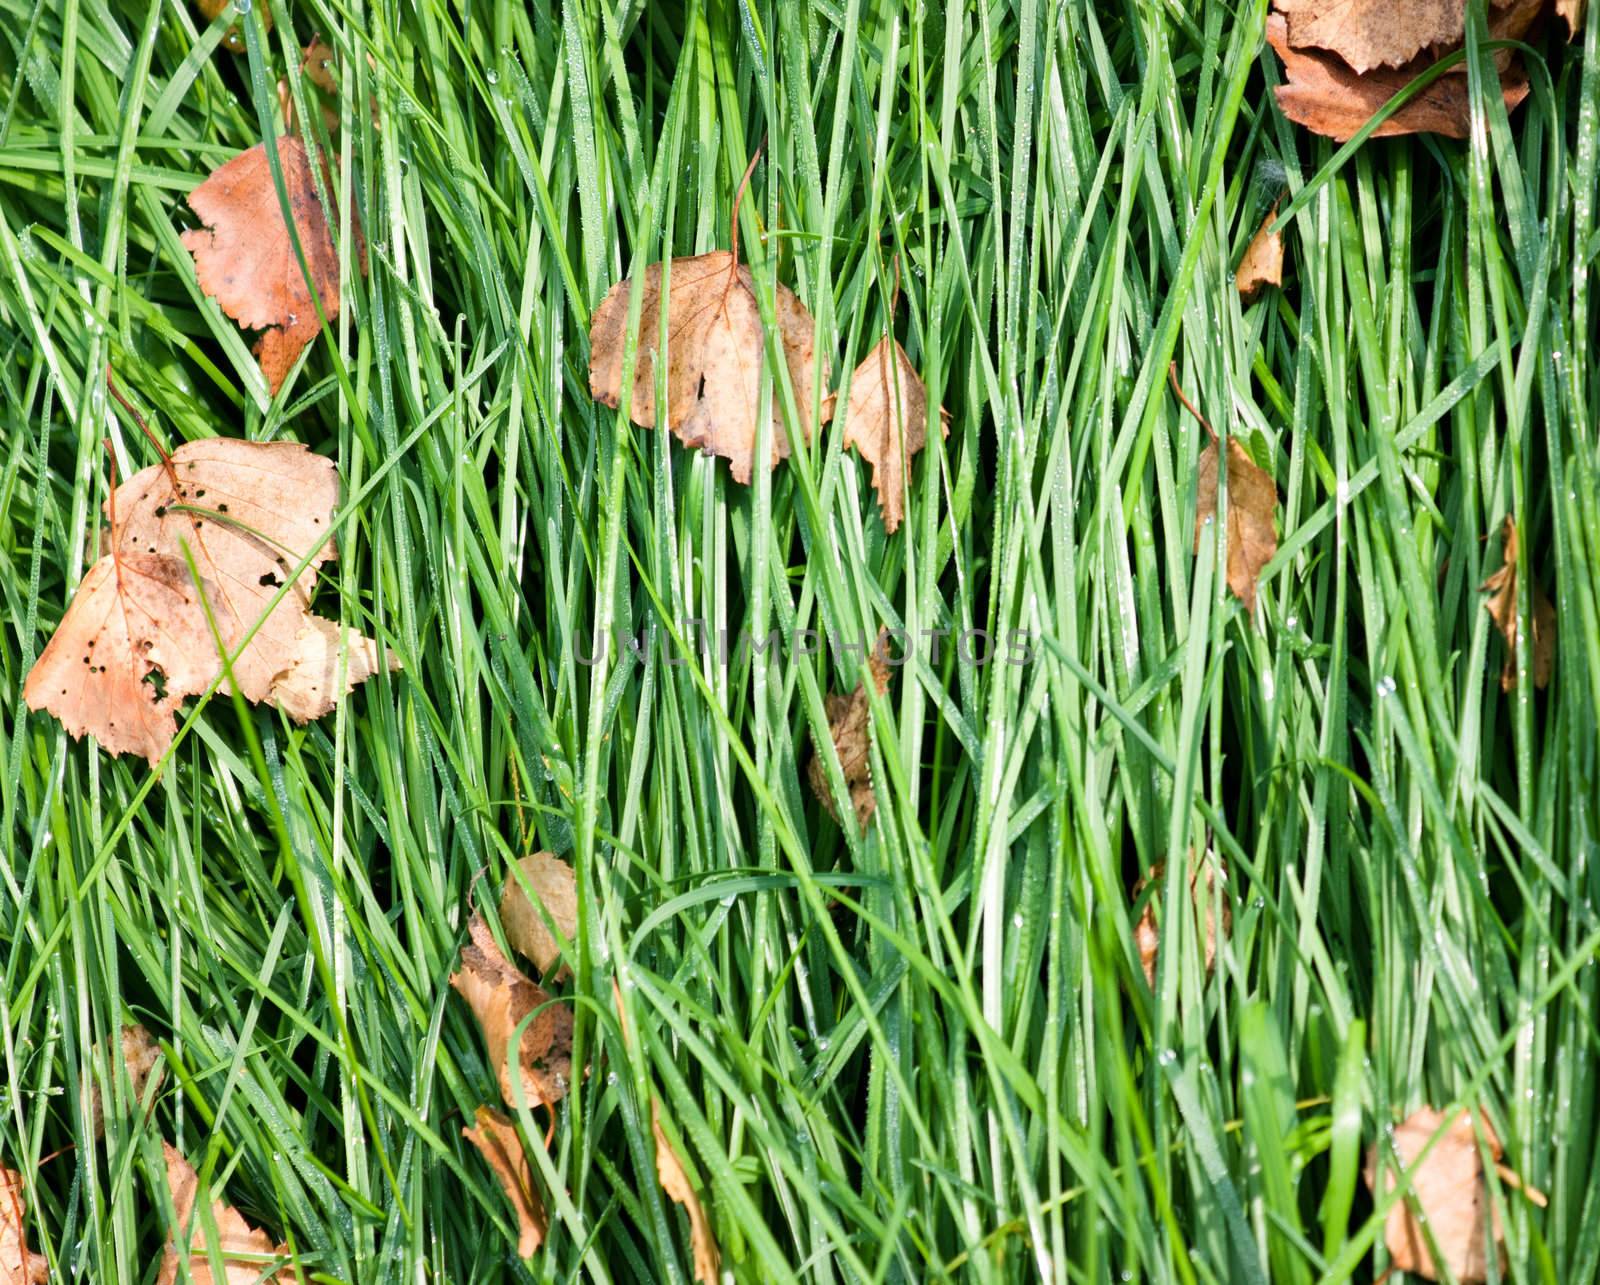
[486, 68, 500, 85]
[233, 0, 251, 13]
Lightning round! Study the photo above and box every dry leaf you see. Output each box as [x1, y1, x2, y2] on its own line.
[1268, 15, 1531, 141]
[1362, 1108, 1542, 1283]
[268, 617, 399, 722]
[1, 1168, 47, 1285]
[1194, 435, 1278, 616]
[462, 1108, 547, 1260]
[653, 1103, 721, 1285]
[157, 1143, 298, 1285]
[301, 38, 338, 95]
[587, 252, 830, 484]
[91, 1023, 164, 1137]
[1480, 515, 1555, 690]
[451, 914, 574, 1111]
[1273, 0, 1466, 74]
[181, 137, 355, 394]
[1235, 204, 1284, 302]
[499, 852, 578, 979]
[840, 337, 948, 533]
[1133, 854, 1230, 987]
[196, 0, 270, 55]
[1557, 0, 1586, 38]
[806, 642, 892, 830]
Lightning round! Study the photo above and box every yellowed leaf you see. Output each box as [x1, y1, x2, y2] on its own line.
[499, 852, 578, 979]
[1480, 515, 1555, 690]
[451, 914, 574, 1111]
[181, 138, 357, 394]
[157, 1143, 298, 1284]
[1, 1168, 48, 1285]
[839, 337, 947, 533]
[1133, 853, 1229, 987]
[1194, 436, 1278, 617]
[807, 642, 892, 831]
[653, 1103, 721, 1285]
[462, 1108, 547, 1260]
[1235, 204, 1284, 302]
[587, 252, 830, 483]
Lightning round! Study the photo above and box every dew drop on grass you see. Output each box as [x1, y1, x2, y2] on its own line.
[233, 0, 250, 12]
[486, 68, 499, 85]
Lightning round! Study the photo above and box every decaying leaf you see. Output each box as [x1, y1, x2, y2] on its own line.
[157, 1143, 298, 1285]
[90, 1022, 164, 1137]
[1267, 15, 1531, 141]
[1480, 515, 1555, 690]
[499, 852, 578, 979]
[839, 336, 948, 533]
[1194, 435, 1278, 616]
[806, 642, 892, 831]
[1235, 204, 1284, 302]
[196, 0, 270, 55]
[1, 1168, 47, 1285]
[24, 437, 395, 766]
[451, 914, 575, 1111]
[1273, 0, 1465, 74]
[1133, 853, 1229, 987]
[181, 137, 356, 394]
[653, 1102, 721, 1285]
[587, 252, 830, 484]
[1363, 1108, 1544, 1283]
[462, 1108, 547, 1260]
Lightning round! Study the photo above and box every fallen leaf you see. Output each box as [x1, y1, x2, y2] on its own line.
[1235, 204, 1284, 302]
[301, 37, 339, 95]
[91, 1023, 164, 1137]
[1273, 0, 1465, 74]
[587, 252, 830, 484]
[653, 1103, 721, 1285]
[1363, 1108, 1543, 1283]
[268, 617, 399, 722]
[1194, 435, 1278, 616]
[157, 1142, 298, 1284]
[181, 137, 355, 394]
[451, 914, 574, 1111]
[1480, 515, 1555, 690]
[839, 337, 948, 533]
[1268, 15, 1531, 141]
[1133, 854, 1229, 987]
[806, 640, 892, 830]
[1557, 0, 1586, 38]
[1, 1168, 47, 1285]
[196, 0, 270, 55]
[499, 852, 578, 979]
[462, 1108, 547, 1260]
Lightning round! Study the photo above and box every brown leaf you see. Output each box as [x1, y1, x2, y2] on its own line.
[1133, 853, 1229, 987]
[1480, 515, 1555, 690]
[499, 852, 578, 979]
[1268, 15, 1531, 141]
[181, 138, 354, 394]
[1273, 0, 1465, 74]
[1557, 0, 1586, 38]
[807, 642, 892, 830]
[653, 1103, 721, 1285]
[1194, 436, 1278, 616]
[1235, 204, 1284, 302]
[156, 1143, 298, 1285]
[462, 1108, 547, 1260]
[840, 337, 948, 533]
[196, 0, 270, 55]
[91, 1022, 164, 1137]
[268, 617, 399, 722]
[301, 38, 338, 95]
[587, 252, 830, 484]
[22, 552, 221, 766]
[1, 1168, 48, 1285]
[1362, 1108, 1539, 1283]
[451, 914, 574, 1111]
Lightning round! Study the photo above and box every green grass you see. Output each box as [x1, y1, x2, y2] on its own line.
[3, 0, 1599, 1280]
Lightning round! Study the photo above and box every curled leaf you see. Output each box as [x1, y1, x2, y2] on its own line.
[156, 1143, 298, 1284]
[1194, 436, 1278, 617]
[840, 336, 947, 534]
[1480, 515, 1555, 690]
[499, 852, 578, 979]
[1133, 853, 1229, 987]
[653, 1103, 721, 1285]
[451, 914, 574, 1111]
[1267, 15, 1530, 141]
[806, 642, 892, 831]
[1, 1167, 48, 1284]
[462, 1108, 547, 1260]
[181, 138, 357, 394]
[1235, 204, 1284, 302]
[587, 253, 830, 483]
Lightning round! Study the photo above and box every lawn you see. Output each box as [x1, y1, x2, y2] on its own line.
[3, 0, 1599, 1281]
